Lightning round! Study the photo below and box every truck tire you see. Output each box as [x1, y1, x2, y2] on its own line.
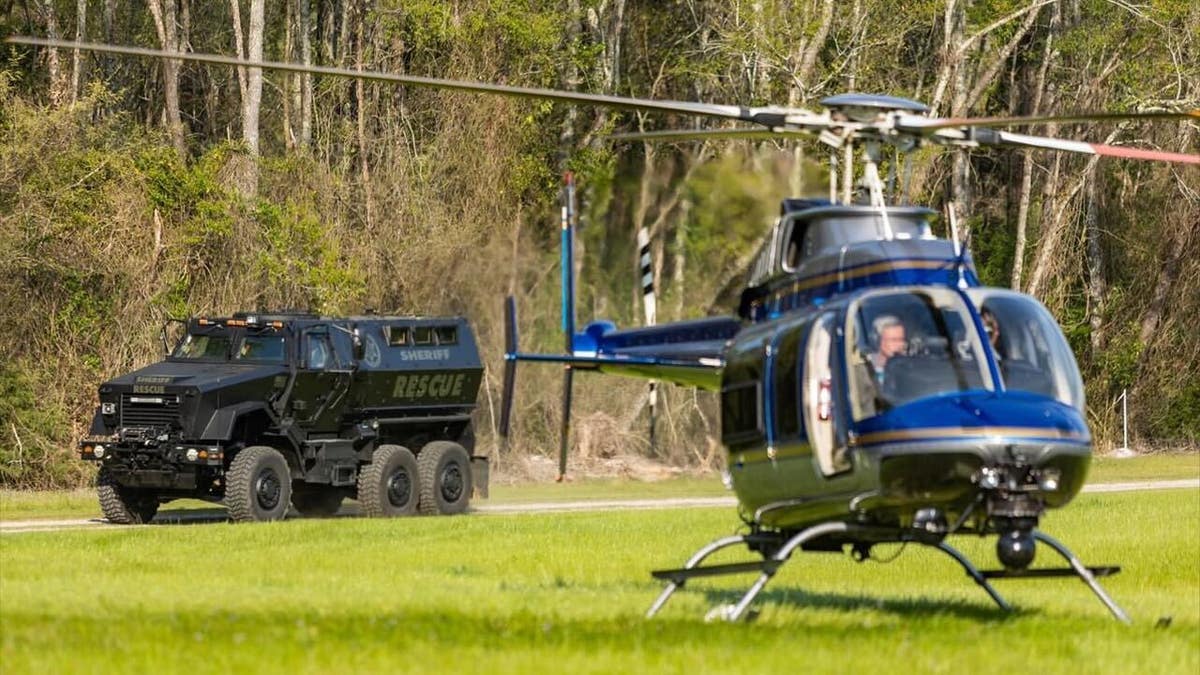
[417, 441, 472, 516]
[97, 467, 159, 524]
[358, 445, 420, 517]
[291, 486, 344, 518]
[225, 446, 292, 522]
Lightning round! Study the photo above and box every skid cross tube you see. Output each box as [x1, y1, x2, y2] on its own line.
[646, 534, 748, 618]
[724, 522, 853, 620]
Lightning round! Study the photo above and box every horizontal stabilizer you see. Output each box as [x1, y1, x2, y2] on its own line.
[507, 315, 740, 391]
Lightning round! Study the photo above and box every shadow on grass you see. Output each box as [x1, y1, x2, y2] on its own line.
[694, 585, 1025, 622]
[145, 503, 368, 526]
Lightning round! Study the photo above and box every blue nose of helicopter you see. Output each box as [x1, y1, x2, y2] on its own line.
[852, 389, 1092, 507]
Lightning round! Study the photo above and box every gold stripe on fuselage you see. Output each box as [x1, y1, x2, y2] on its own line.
[851, 426, 1090, 447]
[733, 444, 813, 466]
[753, 259, 953, 312]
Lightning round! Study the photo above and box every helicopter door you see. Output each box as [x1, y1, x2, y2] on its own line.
[803, 312, 848, 476]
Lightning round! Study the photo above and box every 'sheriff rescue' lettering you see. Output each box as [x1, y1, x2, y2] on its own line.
[392, 373, 466, 400]
[398, 348, 451, 361]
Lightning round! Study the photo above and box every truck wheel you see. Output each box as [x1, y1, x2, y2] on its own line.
[290, 487, 344, 518]
[226, 446, 292, 522]
[417, 441, 472, 516]
[358, 445, 420, 517]
[97, 467, 159, 524]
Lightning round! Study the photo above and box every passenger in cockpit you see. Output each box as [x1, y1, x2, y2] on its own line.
[981, 306, 1003, 360]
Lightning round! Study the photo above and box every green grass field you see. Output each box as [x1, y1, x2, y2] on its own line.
[1, 453, 1196, 522]
[2, 487, 1198, 674]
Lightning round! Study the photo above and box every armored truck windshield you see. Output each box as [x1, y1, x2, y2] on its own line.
[234, 335, 287, 362]
[171, 332, 232, 360]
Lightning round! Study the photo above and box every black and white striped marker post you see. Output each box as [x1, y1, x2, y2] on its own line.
[638, 226, 657, 450]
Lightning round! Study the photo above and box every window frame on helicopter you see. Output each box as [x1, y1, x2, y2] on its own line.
[845, 286, 997, 422]
[966, 288, 1086, 412]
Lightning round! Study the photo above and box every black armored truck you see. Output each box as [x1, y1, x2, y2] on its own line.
[78, 312, 487, 523]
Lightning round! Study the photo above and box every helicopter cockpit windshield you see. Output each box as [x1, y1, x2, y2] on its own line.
[968, 289, 1086, 412]
[848, 288, 994, 419]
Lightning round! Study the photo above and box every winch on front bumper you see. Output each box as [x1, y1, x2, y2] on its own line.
[79, 429, 225, 490]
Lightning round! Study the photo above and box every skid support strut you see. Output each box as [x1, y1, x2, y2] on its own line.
[934, 541, 1012, 611]
[1033, 531, 1131, 624]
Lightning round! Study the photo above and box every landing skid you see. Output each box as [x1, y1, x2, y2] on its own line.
[647, 523, 1130, 623]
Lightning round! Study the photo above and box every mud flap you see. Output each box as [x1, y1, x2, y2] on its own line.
[470, 456, 490, 499]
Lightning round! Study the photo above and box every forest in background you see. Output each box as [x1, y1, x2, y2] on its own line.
[1, 0, 1196, 488]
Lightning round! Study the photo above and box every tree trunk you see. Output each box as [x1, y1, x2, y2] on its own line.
[243, 0, 264, 157]
[283, 0, 296, 150]
[39, 0, 67, 106]
[1139, 218, 1195, 348]
[1083, 162, 1105, 357]
[148, 0, 186, 158]
[1012, 1, 1059, 289]
[1025, 151, 1063, 298]
[70, 0, 87, 104]
[673, 195, 690, 319]
[354, 0, 373, 228]
[929, 0, 960, 116]
[299, 0, 313, 149]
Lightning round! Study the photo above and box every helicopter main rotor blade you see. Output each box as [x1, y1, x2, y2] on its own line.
[607, 128, 811, 143]
[981, 129, 1200, 164]
[909, 109, 1200, 131]
[5, 37, 811, 128]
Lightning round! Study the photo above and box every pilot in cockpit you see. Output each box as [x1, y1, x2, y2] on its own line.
[851, 313, 909, 418]
[869, 315, 908, 386]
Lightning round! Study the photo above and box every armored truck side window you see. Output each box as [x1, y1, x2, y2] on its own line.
[435, 326, 457, 345]
[413, 326, 435, 346]
[304, 332, 331, 369]
[387, 326, 410, 346]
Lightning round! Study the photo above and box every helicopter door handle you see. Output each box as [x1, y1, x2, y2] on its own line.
[817, 377, 833, 421]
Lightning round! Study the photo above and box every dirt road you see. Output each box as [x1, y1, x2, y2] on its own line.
[2, 478, 1195, 535]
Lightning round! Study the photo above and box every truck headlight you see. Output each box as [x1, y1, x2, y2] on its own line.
[186, 448, 199, 462]
[93, 445, 106, 459]
[101, 402, 116, 415]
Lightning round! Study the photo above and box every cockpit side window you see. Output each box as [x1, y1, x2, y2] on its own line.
[847, 288, 994, 420]
[968, 290, 1085, 411]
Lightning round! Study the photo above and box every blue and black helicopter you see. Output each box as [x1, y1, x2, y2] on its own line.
[493, 95, 1198, 623]
[11, 36, 1196, 623]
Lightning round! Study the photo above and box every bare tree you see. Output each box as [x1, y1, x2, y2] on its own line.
[70, 0, 88, 104]
[37, 0, 67, 106]
[1011, 3, 1060, 289]
[299, 0, 314, 149]
[229, 0, 264, 194]
[148, 0, 187, 157]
